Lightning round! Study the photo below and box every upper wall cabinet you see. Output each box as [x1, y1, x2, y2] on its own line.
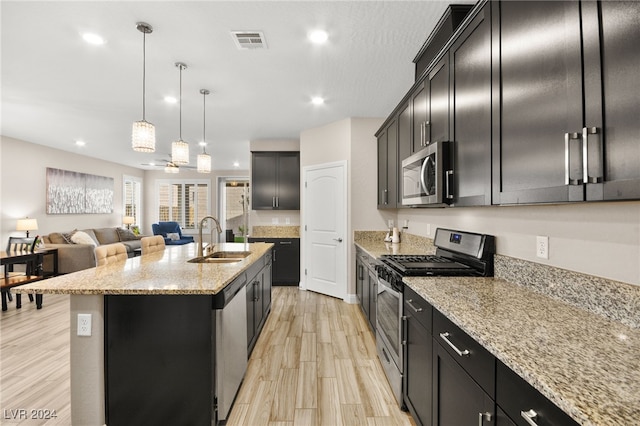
[449, 3, 492, 206]
[251, 152, 300, 210]
[492, 0, 640, 204]
[378, 118, 398, 209]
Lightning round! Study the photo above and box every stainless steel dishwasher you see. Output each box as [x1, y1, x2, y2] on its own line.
[215, 273, 248, 422]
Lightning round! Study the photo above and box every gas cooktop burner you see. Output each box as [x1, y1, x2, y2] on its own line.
[377, 229, 496, 279]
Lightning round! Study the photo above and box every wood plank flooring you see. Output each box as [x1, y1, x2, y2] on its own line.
[228, 287, 415, 426]
[0, 287, 414, 426]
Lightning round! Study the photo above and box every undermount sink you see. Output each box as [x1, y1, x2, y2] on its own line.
[188, 251, 251, 264]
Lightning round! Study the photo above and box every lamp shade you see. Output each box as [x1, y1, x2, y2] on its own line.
[123, 216, 135, 225]
[16, 218, 38, 232]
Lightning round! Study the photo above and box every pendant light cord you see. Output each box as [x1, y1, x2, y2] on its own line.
[142, 31, 146, 120]
[202, 91, 207, 154]
[179, 65, 183, 140]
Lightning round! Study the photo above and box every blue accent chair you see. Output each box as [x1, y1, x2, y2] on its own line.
[151, 222, 195, 246]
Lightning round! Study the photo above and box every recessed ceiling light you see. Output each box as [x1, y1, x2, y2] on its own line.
[309, 30, 328, 44]
[311, 96, 325, 105]
[82, 33, 105, 45]
[233, 161, 240, 168]
[75, 140, 86, 147]
[164, 96, 177, 104]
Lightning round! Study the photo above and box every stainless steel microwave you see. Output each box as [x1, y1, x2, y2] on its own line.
[401, 141, 453, 206]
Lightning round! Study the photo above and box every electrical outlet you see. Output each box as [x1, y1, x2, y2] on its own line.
[77, 313, 92, 336]
[272, 217, 279, 225]
[536, 236, 549, 259]
[427, 223, 431, 236]
[285, 217, 290, 225]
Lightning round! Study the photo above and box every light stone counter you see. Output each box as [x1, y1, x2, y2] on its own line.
[251, 225, 300, 238]
[15, 242, 273, 295]
[404, 276, 640, 426]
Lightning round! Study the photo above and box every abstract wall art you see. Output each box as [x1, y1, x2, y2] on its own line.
[46, 167, 114, 214]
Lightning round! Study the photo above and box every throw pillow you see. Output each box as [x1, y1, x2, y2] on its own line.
[116, 227, 139, 241]
[61, 230, 77, 244]
[166, 232, 180, 241]
[71, 230, 97, 246]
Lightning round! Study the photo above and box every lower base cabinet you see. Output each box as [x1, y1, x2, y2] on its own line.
[403, 287, 433, 426]
[248, 238, 300, 285]
[496, 360, 578, 426]
[356, 248, 377, 331]
[432, 338, 495, 426]
[400, 288, 577, 426]
[247, 259, 272, 354]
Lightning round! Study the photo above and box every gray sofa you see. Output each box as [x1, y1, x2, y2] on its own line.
[42, 227, 143, 274]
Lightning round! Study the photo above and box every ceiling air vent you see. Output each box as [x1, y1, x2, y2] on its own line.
[231, 31, 267, 50]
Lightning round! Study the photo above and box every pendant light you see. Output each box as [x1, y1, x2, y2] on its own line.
[197, 89, 212, 173]
[131, 22, 156, 152]
[171, 62, 189, 165]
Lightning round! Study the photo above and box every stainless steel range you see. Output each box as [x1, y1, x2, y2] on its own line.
[374, 228, 495, 405]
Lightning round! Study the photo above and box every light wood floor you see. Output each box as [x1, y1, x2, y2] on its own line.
[0, 288, 414, 426]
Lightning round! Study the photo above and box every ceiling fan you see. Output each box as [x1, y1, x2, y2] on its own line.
[141, 157, 196, 172]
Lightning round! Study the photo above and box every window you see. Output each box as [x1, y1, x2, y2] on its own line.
[123, 175, 142, 227]
[217, 177, 249, 241]
[156, 180, 210, 231]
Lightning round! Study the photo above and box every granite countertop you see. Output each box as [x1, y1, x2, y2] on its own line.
[405, 276, 640, 426]
[14, 242, 273, 295]
[354, 236, 640, 425]
[251, 225, 300, 238]
[354, 231, 435, 258]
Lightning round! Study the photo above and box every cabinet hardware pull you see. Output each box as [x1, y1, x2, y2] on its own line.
[478, 412, 492, 426]
[279, 241, 292, 245]
[521, 409, 539, 426]
[381, 346, 391, 363]
[275, 196, 279, 208]
[272, 196, 276, 208]
[425, 121, 431, 145]
[564, 132, 582, 185]
[582, 126, 603, 184]
[383, 189, 388, 205]
[440, 332, 470, 356]
[445, 170, 454, 199]
[402, 315, 408, 346]
[406, 299, 423, 313]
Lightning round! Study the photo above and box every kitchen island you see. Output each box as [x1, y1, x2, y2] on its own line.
[15, 242, 273, 426]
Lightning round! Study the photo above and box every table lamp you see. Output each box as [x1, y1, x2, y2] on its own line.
[16, 217, 38, 237]
[123, 216, 135, 229]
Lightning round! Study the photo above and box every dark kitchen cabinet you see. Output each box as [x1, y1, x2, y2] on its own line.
[492, 1, 640, 204]
[377, 118, 398, 209]
[251, 152, 300, 210]
[428, 55, 450, 146]
[496, 360, 578, 426]
[356, 248, 377, 331]
[247, 259, 272, 354]
[403, 286, 433, 426]
[582, 1, 640, 201]
[249, 238, 300, 285]
[432, 338, 494, 426]
[449, 4, 492, 206]
[412, 83, 428, 152]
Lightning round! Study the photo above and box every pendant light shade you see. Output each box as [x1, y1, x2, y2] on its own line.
[197, 89, 212, 174]
[171, 62, 189, 165]
[132, 22, 156, 153]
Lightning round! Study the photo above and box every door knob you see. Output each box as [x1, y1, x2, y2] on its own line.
[333, 238, 343, 243]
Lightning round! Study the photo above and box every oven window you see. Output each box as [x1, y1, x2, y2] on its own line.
[377, 286, 400, 355]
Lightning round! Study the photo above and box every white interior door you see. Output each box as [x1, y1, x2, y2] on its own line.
[303, 161, 347, 300]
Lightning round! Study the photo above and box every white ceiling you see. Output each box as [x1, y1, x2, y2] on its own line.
[1, 1, 467, 171]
